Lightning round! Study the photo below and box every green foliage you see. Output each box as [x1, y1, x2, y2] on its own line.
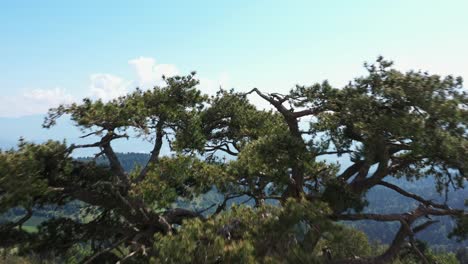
[394, 248, 459, 264]
[130, 155, 223, 208]
[153, 199, 332, 263]
[153, 207, 256, 264]
[321, 178, 368, 212]
[1, 57, 466, 263]
[0, 140, 71, 212]
[201, 89, 283, 152]
[314, 225, 372, 259]
[317, 57, 466, 185]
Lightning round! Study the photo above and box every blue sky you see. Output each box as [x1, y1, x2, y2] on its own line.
[1, 0, 467, 117]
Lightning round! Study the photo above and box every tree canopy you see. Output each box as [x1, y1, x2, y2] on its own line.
[1, 58, 467, 263]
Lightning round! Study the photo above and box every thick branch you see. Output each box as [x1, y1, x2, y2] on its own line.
[334, 213, 404, 222]
[246, 88, 288, 113]
[337, 161, 365, 182]
[0, 207, 33, 231]
[378, 181, 450, 210]
[68, 132, 129, 186]
[102, 141, 129, 186]
[163, 208, 205, 225]
[412, 220, 438, 233]
[136, 121, 164, 182]
[333, 216, 441, 264]
[205, 143, 239, 156]
[66, 187, 150, 228]
[79, 129, 105, 139]
[248, 88, 307, 199]
[408, 233, 429, 264]
[82, 235, 131, 264]
[292, 109, 318, 118]
[350, 152, 389, 193]
[315, 150, 354, 156]
[215, 194, 245, 214]
[374, 220, 411, 263]
[334, 204, 464, 223]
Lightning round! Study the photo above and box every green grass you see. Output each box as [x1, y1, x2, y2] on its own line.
[20, 225, 38, 233]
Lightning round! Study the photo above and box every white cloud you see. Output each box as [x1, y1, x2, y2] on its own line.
[128, 57, 179, 88]
[89, 73, 130, 102]
[198, 72, 231, 95]
[0, 57, 233, 117]
[23, 88, 74, 104]
[0, 88, 74, 117]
